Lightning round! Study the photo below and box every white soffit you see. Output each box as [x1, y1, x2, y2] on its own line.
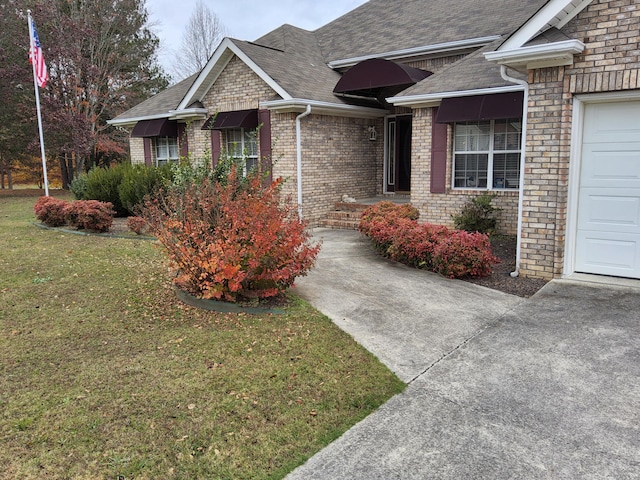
[177, 38, 292, 111]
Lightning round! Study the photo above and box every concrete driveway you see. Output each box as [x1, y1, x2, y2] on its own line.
[287, 228, 640, 479]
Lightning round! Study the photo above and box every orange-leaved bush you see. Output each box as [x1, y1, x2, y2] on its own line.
[139, 166, 320, 302]
[359, 202, 499, 278]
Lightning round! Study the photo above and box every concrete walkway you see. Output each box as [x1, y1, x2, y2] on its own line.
[286, 228, 640, 479]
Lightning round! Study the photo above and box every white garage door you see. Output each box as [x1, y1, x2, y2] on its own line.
[575, 100, 640, 279]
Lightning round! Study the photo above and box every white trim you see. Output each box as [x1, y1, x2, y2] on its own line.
[500, 0, 589, 51]
[169, 108, 209, 121]
[327, 36, 502, 69]
[564, 90, 640, 276]
[261, 98, 388, 118]
[564, 95, 583, 276]
[484, 40, 585, 69]
[388, 85, 524, 108]
[177, 38, 292, 111]
[107, 113, 171, 126]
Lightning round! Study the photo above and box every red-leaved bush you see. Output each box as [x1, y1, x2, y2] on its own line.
[138, 167, 320, 302]
[359, 202, 499, 278]
[358, 201, 420, 253]
[64, 200, 115, 232]
[34, 196, 68, 227]
[126, 216, 148, 235]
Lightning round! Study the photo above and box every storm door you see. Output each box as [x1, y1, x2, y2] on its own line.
[386, 115, 412, 193]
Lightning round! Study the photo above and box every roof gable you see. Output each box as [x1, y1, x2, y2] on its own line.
[177, 37, 291, 111]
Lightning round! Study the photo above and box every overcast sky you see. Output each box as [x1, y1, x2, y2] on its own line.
[146, 0, 368, 76]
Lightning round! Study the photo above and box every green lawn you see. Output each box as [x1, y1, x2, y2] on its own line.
[0, 194, 404, 479]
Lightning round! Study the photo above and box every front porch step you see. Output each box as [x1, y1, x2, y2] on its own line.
[320, 196, 412, 230]
[320, 202, 369, 230]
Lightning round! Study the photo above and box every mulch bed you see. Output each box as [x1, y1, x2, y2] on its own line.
[462, 236, 548, 298]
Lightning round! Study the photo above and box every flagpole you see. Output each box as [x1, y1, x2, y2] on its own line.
[27, 10, 49, 197]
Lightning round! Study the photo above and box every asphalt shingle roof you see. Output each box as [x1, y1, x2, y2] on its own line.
[315, 0, 549, 63]
[235, 25, 344, 104]
[397, 41, 527, 97]
[111, 74, 198, 122]
[114, 0, 555, 121]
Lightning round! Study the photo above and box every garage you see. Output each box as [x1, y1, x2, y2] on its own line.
[575, 99, 640, 279]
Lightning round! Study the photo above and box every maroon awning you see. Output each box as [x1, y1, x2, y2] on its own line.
[435, 91, 524, 123]
[334, 59, 432, 97]
[202, 109, 259, 130]
[131, 118, 178, 137]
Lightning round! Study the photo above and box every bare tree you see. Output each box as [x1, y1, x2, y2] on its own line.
[171, 1, 228, 81]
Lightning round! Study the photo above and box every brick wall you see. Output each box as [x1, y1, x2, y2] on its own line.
[124, 55, 384, 226]
[271, 112, 383, 225]
[130, 137, 145, 165]
[520, 0, 640, 279]
[411, 108, 520, 235]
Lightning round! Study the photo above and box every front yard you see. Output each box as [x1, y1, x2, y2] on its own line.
[0, 194, 404, 479]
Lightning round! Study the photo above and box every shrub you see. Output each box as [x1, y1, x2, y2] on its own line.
[387, 220, 451, 269]
[138, 166, 320, 302]
[118, 164, 171, 215]
[69, 174, 88, 200]
[359, 201, 499, 278]
[83, 164, 129, 216]
[63, 200, 114, 232]
[359, 202, 420, 253]
[126, 216, 148, 235]
[34, 196, 68, 227]
[451, 194, 501, 234]
[431, 230, 499, 278]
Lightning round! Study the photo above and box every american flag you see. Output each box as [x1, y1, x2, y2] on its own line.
[29, 19, 49, 88]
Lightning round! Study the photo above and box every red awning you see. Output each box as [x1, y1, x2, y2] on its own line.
[131, 118, 178, 137]
[435, 92, 524, 123]
[202, 109, 259, 130]
[334, 59, 432, 97]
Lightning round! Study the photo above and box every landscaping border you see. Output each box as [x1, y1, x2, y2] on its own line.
[174, 286, 286, 315]
[33, 222, 155, 241]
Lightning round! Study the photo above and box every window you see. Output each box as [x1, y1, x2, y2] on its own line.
[224, 128, 258, 174]
[155, 136, 179, 166]
[453, 118, 521, 190]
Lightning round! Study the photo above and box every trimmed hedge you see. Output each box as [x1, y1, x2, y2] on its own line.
[34, 196, 68, 227]
[64, 200, 115, 233]
[34, 197, 114, 233]
[359, 201, 499, 278]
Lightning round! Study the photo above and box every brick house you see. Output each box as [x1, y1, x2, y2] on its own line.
[109, 0, 640, 281]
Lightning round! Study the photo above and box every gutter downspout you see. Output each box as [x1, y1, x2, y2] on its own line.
[500, 65, 528, 278]
[295, 105, 312, 221]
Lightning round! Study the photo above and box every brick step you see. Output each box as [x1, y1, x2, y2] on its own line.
[320, 203, 370, 230]
[321, 217, 360, 230]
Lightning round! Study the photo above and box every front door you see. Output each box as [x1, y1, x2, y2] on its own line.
[386, 115, 412, 193]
